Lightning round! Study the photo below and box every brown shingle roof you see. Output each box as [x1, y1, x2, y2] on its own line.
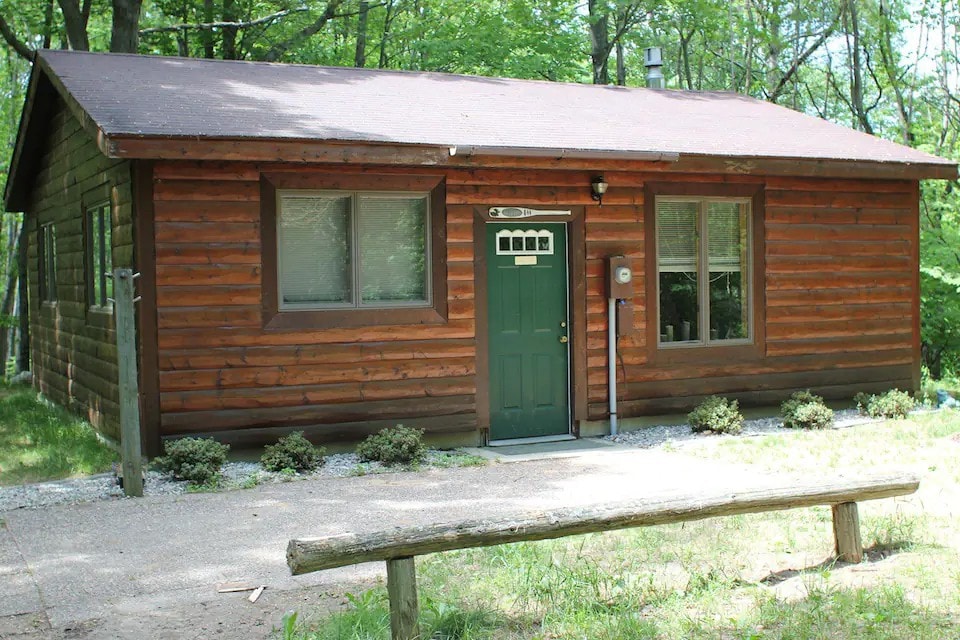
[35, 50, 955, 168]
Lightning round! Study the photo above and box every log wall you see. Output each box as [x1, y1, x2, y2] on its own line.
[26, 99, 133, 439]
[120, 160, 918, 443]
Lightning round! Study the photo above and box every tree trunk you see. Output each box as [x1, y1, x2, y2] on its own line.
[201, 0, 215, 58]
[588, 0, 610, 84]
[615, 39, 625, 86]
[354, 0, 369, 68]
[877, 0, 912, 143]
[43, 0, 55, 48]
[378, 0, 394, 68]
[56, 0, 90, 50]
[0, 217, 18, 371]
[679, 28, 694, 89]
[744, 0, 754, 93]
[221, 0, 238, 59]
[111, 0, 142, 52]
[845, 0, 873, 133]
[15, 221, 28, 373]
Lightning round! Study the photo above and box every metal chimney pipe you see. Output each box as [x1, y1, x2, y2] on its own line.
[644, 46, 664, 89]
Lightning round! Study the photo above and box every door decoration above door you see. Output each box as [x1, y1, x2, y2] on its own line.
[494, 229, 554, 256]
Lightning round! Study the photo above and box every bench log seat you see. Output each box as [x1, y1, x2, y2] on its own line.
[287, 470, 919, 640]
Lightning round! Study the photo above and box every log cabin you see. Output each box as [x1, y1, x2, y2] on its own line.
[4, 50, 957, 454]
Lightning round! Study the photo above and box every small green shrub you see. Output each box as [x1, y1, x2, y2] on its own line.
[688, 396, 743, 435]
[862, 389, 916, 419]
[153, 437, 229, 484]
[791, 401, 834, 430]
[853, 391, 872, 414]
[356, 425, 426, 465]
[781, 390, 834, 429]
[260, 431, 325, 472]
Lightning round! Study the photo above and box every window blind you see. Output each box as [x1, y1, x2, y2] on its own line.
[707, 201, 746, 272]
[358, 196, 428, 303]
[657, 201, 698, 272]
[278, 194, 351, 306]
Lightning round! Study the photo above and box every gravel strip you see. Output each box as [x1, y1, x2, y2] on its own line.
[0, 409, 933, 512]
[604, 409, 898, 449]
[0, 450, 479, 513]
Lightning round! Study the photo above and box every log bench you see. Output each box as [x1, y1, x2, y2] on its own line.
[287, 470, 919, 640]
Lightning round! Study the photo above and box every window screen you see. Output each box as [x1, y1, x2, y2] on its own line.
[278, 194, 352, 306]
[86, 204, 113, 308]
[657, 198, 751, 347]
[39, 223, 57, 303]
[277, 191, 430, 309]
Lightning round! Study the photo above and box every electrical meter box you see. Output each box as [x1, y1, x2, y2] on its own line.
[607, 255, 634, 299]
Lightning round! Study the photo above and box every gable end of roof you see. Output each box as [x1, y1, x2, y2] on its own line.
[4, 55, 110, 213]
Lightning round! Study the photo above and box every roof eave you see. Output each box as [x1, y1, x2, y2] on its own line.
[104, 135, 958, 180]
[672, 153, 958, 181]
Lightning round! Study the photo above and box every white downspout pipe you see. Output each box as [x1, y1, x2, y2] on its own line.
[608, 297, 618, 435]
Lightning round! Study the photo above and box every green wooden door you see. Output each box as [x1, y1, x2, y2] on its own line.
[487, 222, 570, 440]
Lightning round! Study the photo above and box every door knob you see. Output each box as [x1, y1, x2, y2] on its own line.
[559, 336, 568, 343]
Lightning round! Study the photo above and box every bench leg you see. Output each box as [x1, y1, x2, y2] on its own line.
[832, 502, 863, 563]
[386, 556, 420, 640]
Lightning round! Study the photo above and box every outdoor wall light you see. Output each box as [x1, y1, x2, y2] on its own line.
[591, 176, 609, 205]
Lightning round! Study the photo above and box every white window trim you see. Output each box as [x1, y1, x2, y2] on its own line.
[656, 196, 753, 349]
[276, 189, 432, 311]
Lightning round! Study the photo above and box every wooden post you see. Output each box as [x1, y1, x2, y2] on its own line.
[115, 268, 143, 498]
[386, 557, 420, 640]
[832, 502, 863, 562]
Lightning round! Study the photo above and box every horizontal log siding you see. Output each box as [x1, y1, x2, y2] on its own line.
[151, 161, 918, 437]
[586, 176, 916, 419]
[26, 100, 133, 439]
[153, 165, 478, 441]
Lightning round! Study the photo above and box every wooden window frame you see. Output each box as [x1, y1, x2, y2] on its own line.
[84, 201, 113, 311]
[644, 182, 766, 365]
[81, 183, 114, 330]
[276, 189, 433, 311]
[38, 222, 57, 304]
[656, 196, 753, 348]
[261, 172, 448, 330]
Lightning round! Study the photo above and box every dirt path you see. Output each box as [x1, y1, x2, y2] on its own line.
[0, 446, 918, 639]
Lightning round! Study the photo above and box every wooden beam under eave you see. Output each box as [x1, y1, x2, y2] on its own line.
[670, 154, 959, 181]
[104, 136, 958, 181]
[108, 137, 453, 166]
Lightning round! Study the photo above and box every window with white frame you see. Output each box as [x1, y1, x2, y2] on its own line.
[656, 197, 751, 346]
[277, 190, 430, 309]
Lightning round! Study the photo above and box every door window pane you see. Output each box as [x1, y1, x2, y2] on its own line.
[657, 201, 699, 343]
[358, 196, 427, 303]
[279, 194, 352, 306]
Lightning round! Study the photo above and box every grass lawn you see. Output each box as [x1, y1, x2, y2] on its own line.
[286, 410, 960, 639]
[0, 387, 117, 485]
